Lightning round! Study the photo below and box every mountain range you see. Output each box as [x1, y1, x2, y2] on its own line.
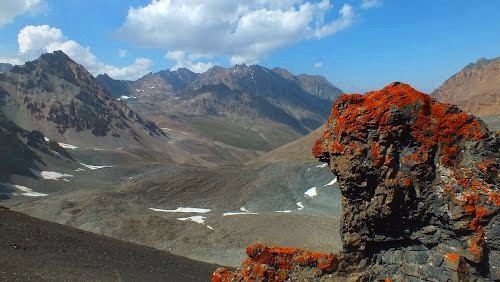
[97, 64, 343, 135]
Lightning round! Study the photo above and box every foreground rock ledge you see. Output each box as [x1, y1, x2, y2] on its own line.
[213, 82, 499, 281]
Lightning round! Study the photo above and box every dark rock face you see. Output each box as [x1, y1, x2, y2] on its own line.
[95, 73, 132, 98]
[0, 63, 13, 73]
[0, 112, 70, 180]
[213, 83, 499, 281]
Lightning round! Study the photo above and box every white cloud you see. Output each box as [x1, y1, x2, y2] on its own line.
[118, 49, 127, 58]
[314, 4, 355, 38]
[314, 61, 324, 68]
[165, 50, 214, 73]
[361, 0, 381, 9]
[0, 0, 42, 28]
[3, 25, 151, 80]
[118, 0, 356, 65]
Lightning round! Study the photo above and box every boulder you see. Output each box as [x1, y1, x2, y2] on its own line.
[213, 82, 499, 281]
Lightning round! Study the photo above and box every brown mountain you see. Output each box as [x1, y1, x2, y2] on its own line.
[432, 57, 500, 117]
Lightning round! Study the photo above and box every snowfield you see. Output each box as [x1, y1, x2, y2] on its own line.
[177, 216, 214, 230]
[0, 182, 48, 197]
[30, 169, 73, 180]
[325, 177, 337, 186]
[304, 187, 317, 198]
[80, 163, 115, 170]
[149, 207, 211, 213]
[177, 215, 206, 224]
[223, 212, 259, 216]
[58, 142, 79, 150]
[223, 207, 259, 216]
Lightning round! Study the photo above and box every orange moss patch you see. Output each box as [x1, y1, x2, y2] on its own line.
[213, 244, 342, 281]
[370, 143, 383, 166]
[489, 193, 500, 206]
[446, 253, 460, 262]
[403, 177, 412, 188]
[246, 244, 338, 273]
[478, 159, 497, 174]
[312, 82, 485, 169]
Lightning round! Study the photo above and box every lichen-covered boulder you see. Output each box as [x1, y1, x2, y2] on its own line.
[213, 83, 499, 281]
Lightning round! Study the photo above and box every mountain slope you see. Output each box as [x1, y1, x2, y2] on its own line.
[0, 206, 218, 281]
[0, 51, 166, 149]
[98, 64, 342, 146]
[432, 57, 500, 118]
[183, 64, 341, 132]
[0, 111, 74, 183]
[0, 63, 13, 73]
[248, 125, 325, 164]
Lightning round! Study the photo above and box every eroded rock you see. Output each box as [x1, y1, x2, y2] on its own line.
[213, 82, 499, 281]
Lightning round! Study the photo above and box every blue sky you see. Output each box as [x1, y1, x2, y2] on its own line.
[0, 0, 499, 93]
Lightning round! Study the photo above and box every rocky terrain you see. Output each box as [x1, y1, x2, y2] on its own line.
[97, 64, 342, 150]
[0, 206, 219, 281]
[0, 111, 73, 182]
[433, 57, 500, 130]
[0, 63, 13, 73]
[0, 51, 167, 150]
[214, 82, 499, 281]
[6, 157, 343, 267]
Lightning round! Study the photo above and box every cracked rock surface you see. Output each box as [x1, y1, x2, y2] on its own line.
[213, 82, 499, 281]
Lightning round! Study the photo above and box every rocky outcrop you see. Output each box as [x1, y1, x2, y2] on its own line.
[213, 82, 499, 281]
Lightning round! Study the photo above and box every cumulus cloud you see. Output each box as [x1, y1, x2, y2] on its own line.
[314, 61, 324, 68]
[3, 25, 151, 80]
[361, 0, 381, 9]
[118, 0, 356, 65]
[0, 0, 43, 28]
[165, 50, 214, 73]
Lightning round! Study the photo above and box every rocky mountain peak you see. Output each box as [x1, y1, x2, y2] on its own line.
[12, 50, 101, 94]
[0, 63, 13, 73]
[0, 51, 165, 145]
[214, 83, 499, 281]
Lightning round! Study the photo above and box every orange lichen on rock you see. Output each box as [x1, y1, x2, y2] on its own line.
[214, 83, 498, 281]
[312, 82, 485, 169]
[446, 253, 460, 262]
[213, 244, 340, 281]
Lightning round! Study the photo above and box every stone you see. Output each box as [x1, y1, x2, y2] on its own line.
[212, 83, 499, 281]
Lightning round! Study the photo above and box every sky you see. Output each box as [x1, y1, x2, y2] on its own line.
[0, 0, 499, 93]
